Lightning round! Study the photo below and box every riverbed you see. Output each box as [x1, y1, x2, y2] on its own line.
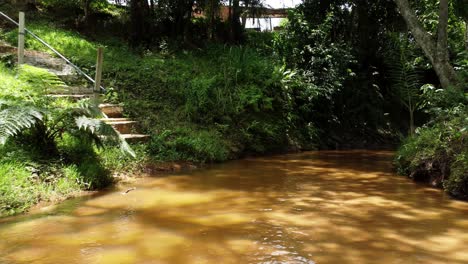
[1, 150, 467, 263]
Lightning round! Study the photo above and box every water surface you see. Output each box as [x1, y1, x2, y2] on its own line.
[1, 151, 467, 264]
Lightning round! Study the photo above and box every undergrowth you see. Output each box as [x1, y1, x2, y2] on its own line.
[0, 62, 136, 217]
[2, 19, 315, 159]
[396, 102, 468, 199]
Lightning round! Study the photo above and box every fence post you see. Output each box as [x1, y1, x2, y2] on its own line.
[94, 47, 104, 92]
[18, 12, 25, 65]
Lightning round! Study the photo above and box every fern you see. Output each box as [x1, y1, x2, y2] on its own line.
[0, 100, 43, 145]
[17, 65, 65, 90]
[386, 35, 424, 135]
[74, 99, 104, 118]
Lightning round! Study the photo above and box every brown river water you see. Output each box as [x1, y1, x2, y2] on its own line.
[1, 150, 468, 264]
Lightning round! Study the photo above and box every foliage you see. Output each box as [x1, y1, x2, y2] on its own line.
[98, 144, 147, 174]
[444, 151, 468, 199]
[1, 0, 467, 214]
[395, 99, 468, 198]
[385, 34, 424, 135]
[0, 61, 135, 216]
[116, 44, 308, 155]
[148, 128, 229, 163]
[0, 61, 135, 156]
[0, 100, 43, 145]
[274, 10, 353, 98]
[0, 162, 40, 216]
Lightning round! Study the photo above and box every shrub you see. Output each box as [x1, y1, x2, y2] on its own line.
[444, 151, 468, 199]
[148, 128, 229, 163]
[395, 105, 468, 198]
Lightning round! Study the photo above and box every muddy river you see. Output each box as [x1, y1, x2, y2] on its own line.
[1, 151, 467, 263]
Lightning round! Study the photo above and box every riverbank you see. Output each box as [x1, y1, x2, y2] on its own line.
[0, 137, 200, 217]
[395, 105, 468, 200]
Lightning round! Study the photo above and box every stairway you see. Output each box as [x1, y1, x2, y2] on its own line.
[99, 104, 150, 143]
[0, 42, 149, 143]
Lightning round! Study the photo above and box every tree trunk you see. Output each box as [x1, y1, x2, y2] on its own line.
[394, 0, 460, 89]
[229, 0, 242, 42]
[228, 0, 233, 21]
[183, 0, 195, 43]
[465, 21, 468, 50]
[129, 0, 150, 48]
[409, 106, 415, 136]
[82, 0, 91, 23]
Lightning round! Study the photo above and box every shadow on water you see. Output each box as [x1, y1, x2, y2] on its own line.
[0, 150, 467, 264]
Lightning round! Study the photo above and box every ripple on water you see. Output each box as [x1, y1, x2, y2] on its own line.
[0, 151, 468, 264]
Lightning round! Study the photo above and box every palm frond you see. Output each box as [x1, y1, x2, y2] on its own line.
[75, 116, 136, 157]
[0, 100, 43, 145]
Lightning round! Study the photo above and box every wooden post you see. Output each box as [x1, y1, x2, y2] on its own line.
[94, 47, 104, 92]
[18, 12, 25, 65]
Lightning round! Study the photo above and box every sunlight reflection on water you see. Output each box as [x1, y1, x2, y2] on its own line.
[1, 150, 468, 264]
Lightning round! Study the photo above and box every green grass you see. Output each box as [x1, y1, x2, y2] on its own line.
[148, 127, 229, 163]
[3, 21, 98, 64]
[0, 162, 40, 216]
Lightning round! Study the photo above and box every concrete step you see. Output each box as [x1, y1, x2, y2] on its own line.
[103, 120, 139, 134]
[0, 43, 16, 54]
[46, 94, 94, 101]
[101, 118, 131, 122]
[99, 104, 123, 118]
[121, 134, 150, 143]
[47, 86, 95, 95]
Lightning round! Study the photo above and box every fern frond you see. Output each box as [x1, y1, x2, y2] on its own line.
[385, 51, 422, 103]
[74, 99, 103, 118]
[0, 100, 43, 145]
[75, 116, 136, 157]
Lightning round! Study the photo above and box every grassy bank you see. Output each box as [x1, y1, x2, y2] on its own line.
[395, 90, 468, 199]
[2, 19, 316, 158]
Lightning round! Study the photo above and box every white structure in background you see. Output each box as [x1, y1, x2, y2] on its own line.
[244, 0, 302, 31]
[244, 17, 284, 32]
[266, 0, 302, 9]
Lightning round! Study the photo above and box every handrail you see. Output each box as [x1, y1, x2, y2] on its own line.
[0, 11, 105, 92]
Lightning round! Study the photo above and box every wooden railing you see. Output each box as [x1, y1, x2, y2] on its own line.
[0, 11, 105, 92]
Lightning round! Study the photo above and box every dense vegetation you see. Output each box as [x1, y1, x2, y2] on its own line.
[0, 0, 467, 215]
[0, 62, 145, 216]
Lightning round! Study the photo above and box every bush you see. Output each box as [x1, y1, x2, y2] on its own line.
[444, 151, 468, 199]
[148, 128, 229, 163]
[395, 105, 468, 198]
